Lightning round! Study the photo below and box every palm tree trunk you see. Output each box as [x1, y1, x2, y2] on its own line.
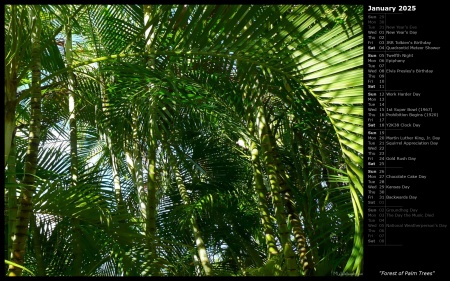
[8, 6, 42, 276]
[95, 71, 136, 275]
[146, 121, 159, 275]
[96, 74, 126, 214]
[167, 146, 214, 276]
[125, 108, 146, 222]
[192, 253, 202, 276]
[144, 4, 155, 68]
[95, 74, 136, 275]
[266, 118, 315, 276]
[65, 19, 83, 276]
[66, 17, 78, 194]
[110, 146, 125, 213]
[143, 6, 160, 276]
[31, 212, 46, 276]
[243, 91, 280, 262]
[316, 131, 338, 189]
[5, 99, 17, 168]
[6, 138, 17, 269]
[247, 119, 279, 259]
[257, 105, 298, 276]
[250, 144, 280, 259]
[292, 119, 325, 274]
[86, 7, 125, 213]
[4, 5, 20, 167]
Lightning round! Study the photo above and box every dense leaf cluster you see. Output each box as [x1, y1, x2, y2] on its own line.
[4, 4, 363, 276]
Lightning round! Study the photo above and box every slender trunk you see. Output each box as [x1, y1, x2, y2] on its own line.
[250, 144, 279, 258]
[316, 131, 338, 189]
[96, 75, 126, 212]
[192, 253, 202, 276]
[292, 127, 321, 269]
[66, 16, 78, 198]
[110, 149, 130, 275]
[146, 119, 159, 275]
[88, 11, 128, 265]
[6, 138, 17, 269]
[110, 146, 125, 214]
[190, 217, 213, 276]
[86, 7, 125, 218]
[301, 202, 320, 272]
[144, 5, 159, 276]
[144, 5, 155, 67]
[65, 20, 83, 276]
[167, 146, 214, 276]
[5, 102, 16, 168]
[97, 75, 132, 275]
[243, 92, 279, 261]
[31, 212, 46, 276]
[125, 108, 146, 222]
[95, 74, 137, 275]
[4, 6, 19, 167]
[247, 118, 279, 259]
[257, 105, 298, 276]
[266, 119, 315, 275]
[284, 190, 314, 275]
[8, 7, 42, 276]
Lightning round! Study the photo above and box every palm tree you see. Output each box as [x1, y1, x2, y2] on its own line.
[7, 5, 43, 276]
[4, 4, 363, 276]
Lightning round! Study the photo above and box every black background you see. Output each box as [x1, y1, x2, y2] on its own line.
[364, 1, 448, 279]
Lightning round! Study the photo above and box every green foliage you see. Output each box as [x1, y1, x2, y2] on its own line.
[246, 255, 285, 276]
[4, 260, 35, 276]
[4, 4, 363, 276]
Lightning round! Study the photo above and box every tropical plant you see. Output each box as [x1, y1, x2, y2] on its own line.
[4, 4, 363, 276]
